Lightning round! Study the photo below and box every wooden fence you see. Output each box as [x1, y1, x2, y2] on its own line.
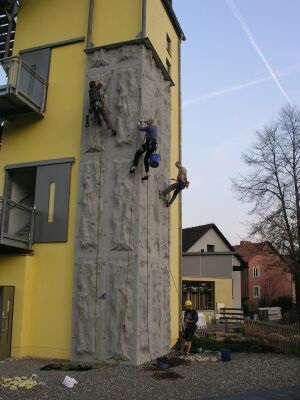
[244, 320, 300, 355]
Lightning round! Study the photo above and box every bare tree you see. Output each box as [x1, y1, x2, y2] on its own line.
[232, 104, 300, 313]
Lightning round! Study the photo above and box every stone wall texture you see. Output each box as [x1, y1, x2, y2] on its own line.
[72, 44, 171, 365]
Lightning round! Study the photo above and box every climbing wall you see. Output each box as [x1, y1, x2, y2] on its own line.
[72, 44, 171, 365]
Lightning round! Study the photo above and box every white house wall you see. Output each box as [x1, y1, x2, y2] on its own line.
[188, 228, 231, 252]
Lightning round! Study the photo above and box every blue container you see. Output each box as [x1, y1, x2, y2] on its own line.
[220, 348, 232, 362]
[149, 153, 161, 168]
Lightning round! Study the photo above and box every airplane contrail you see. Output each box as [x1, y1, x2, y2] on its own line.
[226, 0, 291, 104]
[183, 63, 299, 107]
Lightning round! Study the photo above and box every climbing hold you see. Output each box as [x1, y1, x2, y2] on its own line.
[149, 153, 161, 168]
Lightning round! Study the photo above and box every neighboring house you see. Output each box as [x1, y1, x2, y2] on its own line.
[0, 0, 185, 364]
[234, 241, 293, 309]
[182, 224, 247, 323]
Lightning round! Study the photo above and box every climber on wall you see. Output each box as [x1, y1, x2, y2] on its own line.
[161, 161, 189, 207]
[129, 118, 158, 181]
[85, 78, 116, 136]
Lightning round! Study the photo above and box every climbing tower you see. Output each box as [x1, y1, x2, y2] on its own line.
[0, 0, 184, 364]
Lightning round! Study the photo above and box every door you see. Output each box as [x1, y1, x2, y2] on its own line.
[34, 163, 72, 243]
[0, 286, 14, 360]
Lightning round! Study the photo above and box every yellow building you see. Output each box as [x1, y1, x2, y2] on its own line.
[0, 0, 185, 364]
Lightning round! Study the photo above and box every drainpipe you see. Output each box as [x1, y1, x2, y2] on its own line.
[178, 34, 183, 327]
[87, 0, 94, 49]
[141, 0, 147, 37]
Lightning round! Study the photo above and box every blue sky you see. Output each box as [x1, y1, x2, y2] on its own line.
[173, 0, 300, 244]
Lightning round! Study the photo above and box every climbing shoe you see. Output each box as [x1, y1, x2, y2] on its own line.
[130, 166, 136, 173]
[142, 176, 149, 181]
[165, 200, 169, 207]
[112, 129, 117, 136]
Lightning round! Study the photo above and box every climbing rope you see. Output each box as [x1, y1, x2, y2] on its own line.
[123, 87, 145, 332]
[146, 179, 153, 361]
[166, 193, 185, 334]
[94, 127, 104, 357]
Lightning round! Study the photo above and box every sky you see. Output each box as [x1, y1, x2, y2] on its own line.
[172, 0, 300, 244]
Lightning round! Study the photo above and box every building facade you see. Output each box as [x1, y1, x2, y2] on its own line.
[0, 0, 184, 364]
[235, 241, 293, 309]
[182, 224, 246, 323]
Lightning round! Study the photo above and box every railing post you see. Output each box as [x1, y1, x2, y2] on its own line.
[29, 207, 36, 249]
[0, 198, 6, 243]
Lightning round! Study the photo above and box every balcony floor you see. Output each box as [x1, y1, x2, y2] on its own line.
[0, 90, 42, 119]
[0, 242, 32, 254]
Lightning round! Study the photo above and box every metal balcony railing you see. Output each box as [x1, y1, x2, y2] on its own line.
[0, 56, 47, 119]
[0, 196, 36, 251]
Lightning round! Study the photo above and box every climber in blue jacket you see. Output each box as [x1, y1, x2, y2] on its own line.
[130, 118, 158, 181]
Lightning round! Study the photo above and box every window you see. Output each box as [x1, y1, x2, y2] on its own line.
[4, 159, 73, 243]
[182, 281, 214, 310]
[207, 244, 215, 252]
[253, 266, 260, 278]
[166, 33, 172, 56]
[166, 58, 171, 76]
[253, 286, 260, 298]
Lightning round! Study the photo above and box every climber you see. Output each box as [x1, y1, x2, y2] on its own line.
[129, 118, 158, 181]
[86, 79, 116, 136]
[161, 161, 189, 207]
[181, 300, 198, 356]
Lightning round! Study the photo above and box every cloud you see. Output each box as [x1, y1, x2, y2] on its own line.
[183, 63, 299, 108]
[226, 0, 291, 104]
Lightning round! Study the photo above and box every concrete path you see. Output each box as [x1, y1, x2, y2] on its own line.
[200, 385, 300, 400]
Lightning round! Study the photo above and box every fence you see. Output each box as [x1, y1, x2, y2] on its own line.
[244, 320, 300, 355]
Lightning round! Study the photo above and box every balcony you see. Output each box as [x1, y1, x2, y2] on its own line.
[0, 56, 47, 120]
[0, 196, 36, 253]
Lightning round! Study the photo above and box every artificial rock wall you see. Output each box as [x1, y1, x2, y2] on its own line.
[72, 44, 172, 365]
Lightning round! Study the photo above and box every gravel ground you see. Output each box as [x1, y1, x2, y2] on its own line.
[0, 353, 299, 400]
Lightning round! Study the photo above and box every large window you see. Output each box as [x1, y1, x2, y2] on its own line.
[182, 281, 214, 310]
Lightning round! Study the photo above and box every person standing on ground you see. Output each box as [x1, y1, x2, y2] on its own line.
[129, 118, 158, 181]
[181, 300, 198, 355]
[161, 161, 189, 207]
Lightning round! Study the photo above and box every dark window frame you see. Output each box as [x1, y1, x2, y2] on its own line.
[166, 33, 172, 56]
[207, 244, 215, 252]
[182, 280, 215, 311]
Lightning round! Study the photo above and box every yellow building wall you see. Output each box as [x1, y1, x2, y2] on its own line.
[0, 42, 85, 358]
[92, 0, 141, 46]
[13, 0, 88, 53]
[182, 277, 233, 323]
[146, 0, 181, 347]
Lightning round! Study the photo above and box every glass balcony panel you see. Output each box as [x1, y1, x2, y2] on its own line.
[0, 196, 35, 252]
[0, 57, 47, 119]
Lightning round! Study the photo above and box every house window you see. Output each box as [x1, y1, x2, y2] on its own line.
[4, 159, 73, 243]
[166, 59, 171, 76]
[207, 244, 215, 252]
[253, 286, 260, 298]
[166, 33, 172, 56]
[253, 266, 260, 278]
[182, 281, 214, 310]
